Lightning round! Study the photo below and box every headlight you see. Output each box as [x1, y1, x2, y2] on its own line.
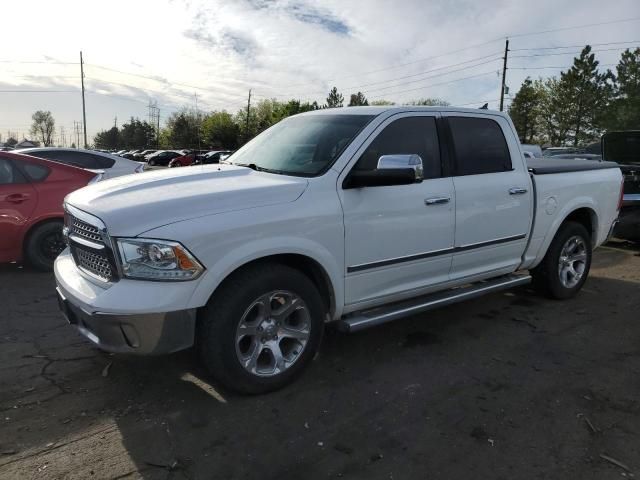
[116, 238, 204, 281]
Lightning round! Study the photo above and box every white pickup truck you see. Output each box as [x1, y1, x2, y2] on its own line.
[54, 107, 623, 393]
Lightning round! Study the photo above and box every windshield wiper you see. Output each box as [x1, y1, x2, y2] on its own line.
[234, 163, 289, 175]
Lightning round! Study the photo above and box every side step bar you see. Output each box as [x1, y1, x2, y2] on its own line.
[337, 274, 531, 333]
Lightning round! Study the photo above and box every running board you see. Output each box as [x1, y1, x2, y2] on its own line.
[337, 274, 531, 333]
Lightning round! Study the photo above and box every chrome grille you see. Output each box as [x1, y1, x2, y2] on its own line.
[69, 216, 102, 242]
[74, 246, 113, 281]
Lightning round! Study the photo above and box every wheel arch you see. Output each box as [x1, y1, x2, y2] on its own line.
[22, 216, 64, 257]
[191, 245, 342, 322]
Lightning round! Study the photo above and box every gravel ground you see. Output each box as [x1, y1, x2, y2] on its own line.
[1, 242, 639, 480]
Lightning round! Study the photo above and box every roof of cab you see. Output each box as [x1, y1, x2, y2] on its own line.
[297, 105, 508, 118]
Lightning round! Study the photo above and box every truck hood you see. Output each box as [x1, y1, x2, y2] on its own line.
[65, 164, 308, 235]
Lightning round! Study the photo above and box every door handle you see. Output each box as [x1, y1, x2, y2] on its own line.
[425, 196, 451, 205]
[509, 187, 528, 195]
[5, 193, 29, 204]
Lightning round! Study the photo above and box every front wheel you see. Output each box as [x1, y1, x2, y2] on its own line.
[198, 264, 326, 394]
[531, 221, 592, 299]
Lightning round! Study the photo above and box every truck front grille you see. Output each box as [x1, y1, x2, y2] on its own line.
[74, 246, 114, 281]
[69, 216, 102, 242]
[65, 209, 118, 283]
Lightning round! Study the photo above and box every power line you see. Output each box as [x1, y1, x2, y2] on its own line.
[510, 47, 637, 59]
[0, 89, 77, 93]
[511, 40, 640, 51]
[508, 16, 640, 39]
[509, 63, 617, 70]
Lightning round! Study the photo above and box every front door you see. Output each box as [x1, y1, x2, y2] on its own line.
[339, 113, 455, 307]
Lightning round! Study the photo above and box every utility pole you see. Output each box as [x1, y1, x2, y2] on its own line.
[114, 116, 117, 129]
[194, 93, 201, 152]
[499, 38, 509, 112]
[156, 109, 160, 149]
[245, 89, 251, 142]
[80, 51, 88, 148]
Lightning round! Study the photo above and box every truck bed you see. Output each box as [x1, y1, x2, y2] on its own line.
[527, 158, 620, 175]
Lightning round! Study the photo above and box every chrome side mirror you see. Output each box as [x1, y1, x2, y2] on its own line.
[377, 154, 424, 182]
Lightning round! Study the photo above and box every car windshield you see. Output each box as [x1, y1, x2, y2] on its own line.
[227, 114, 374, 176]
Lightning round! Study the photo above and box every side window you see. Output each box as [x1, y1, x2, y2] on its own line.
[30, 150, 115, 169]
[355, 116, 441, 179]
[0, 158, 28, 184]
[448, 117, 512, 175]
[22, 162, 50, 182]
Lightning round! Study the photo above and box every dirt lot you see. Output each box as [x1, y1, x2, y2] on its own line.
[1, 243, 639, 480]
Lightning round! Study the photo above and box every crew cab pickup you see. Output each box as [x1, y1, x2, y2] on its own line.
[54, 107, 623, 393]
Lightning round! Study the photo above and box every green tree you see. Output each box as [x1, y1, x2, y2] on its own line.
[370, 100, 395, 106]
[167, 109, 202, 149]
[202, 111, 240, 149]
[93, 127, 120, 150]
[508, 77, 544, 143]
[538, 77, 573, 145]
[607, 48, 640, 130]
[30, 110, 56, 147]
[348, 91, 369, 106]
[559, 45, 614, 146]
[326, 87, 344, 108]
[120, 118, 156, 148]
[404, 98, 450, 106]
[5, 137, 18, 147]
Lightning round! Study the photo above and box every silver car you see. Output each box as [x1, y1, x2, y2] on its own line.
[18, 148, 145, 180]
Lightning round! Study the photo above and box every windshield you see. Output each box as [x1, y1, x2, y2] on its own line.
[228, 114, 374, 176]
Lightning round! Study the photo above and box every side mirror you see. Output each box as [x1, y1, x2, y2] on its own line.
[344, 154, 424, 189]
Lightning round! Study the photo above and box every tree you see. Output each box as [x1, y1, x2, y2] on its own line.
[326, 87, 344, 108]
[404, 98, 450, 106]
[559, 45, 614, 146]
[93, 127, 120, 150]
[30, 110, 56, 147]
[202, 111, 241, 149]
[120, 118, 156, 148]
[606, 48, 640, 130]
[370, 100, 395, 106]
[508, 77, 544, 143]
[537, 77, 573, 145]
[5, 137, 17, 147]
[166, 109, 202, 149]
[348, 91, 369, 106]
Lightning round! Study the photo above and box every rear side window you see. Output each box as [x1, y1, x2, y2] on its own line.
[0, 158, 28, 184]
[355, 116, 441, 179]
[31, 150, 115, 169]
[22, 162, 50, 182]
[448, 117, 512, 175]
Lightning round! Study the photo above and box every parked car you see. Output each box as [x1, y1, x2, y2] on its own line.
[192, 150, 233, 165]
[543, 147, 585, 157]
[114, 150, 128, 156]
[55, 106, 622, 394]
[146, 150, 184, 166]
[133, 149, 157, 161]
[168, 152, 204, 167]
[17, 148, 145, 179]
[1, 151, 99, 270]
[121, 149, 142, 160]
[521, 144, 542, 158]
[548, 153, 603, 161]
[603, 131, 640, 242]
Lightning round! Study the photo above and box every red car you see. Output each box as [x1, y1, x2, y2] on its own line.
[168, 152, 200, 168]
[0, 151, 97, 270]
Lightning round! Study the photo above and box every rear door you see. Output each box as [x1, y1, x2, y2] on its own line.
[0, 157, 37, 260]
[443, 113, 532, 280]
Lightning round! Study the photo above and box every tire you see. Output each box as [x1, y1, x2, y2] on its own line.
[531, 221, 592, 299]
[169, 162, 181, 168]
[25, 221, 65, 271]
[198, 264, 326, 394]
[148, 159, 155, 166]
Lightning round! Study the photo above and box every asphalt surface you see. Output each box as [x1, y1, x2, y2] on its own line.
[1, 242, 639, 480]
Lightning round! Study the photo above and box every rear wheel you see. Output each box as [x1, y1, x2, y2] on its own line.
[531, 221, 592, 299]
[25, 221, 65, 271]
[198, 264, 325, 394]
[169, 161, 181, 168]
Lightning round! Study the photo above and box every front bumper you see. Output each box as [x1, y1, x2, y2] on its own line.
[54, 250, 198, 354]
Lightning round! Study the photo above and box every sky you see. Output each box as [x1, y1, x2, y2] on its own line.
[0, 0, 639, 145]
